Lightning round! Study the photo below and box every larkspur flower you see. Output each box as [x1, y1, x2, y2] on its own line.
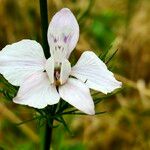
[0, 8, 122, 115]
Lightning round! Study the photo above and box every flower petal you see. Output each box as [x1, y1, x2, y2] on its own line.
[59, 78, 95, 115]
[71, 51, 122, 94]
[13, 72, 60, 108]
[45, 57, 55, 84]
[47, 8, 79, 60]
[0, 40, 46, 86]
[60, 59, 71, 84]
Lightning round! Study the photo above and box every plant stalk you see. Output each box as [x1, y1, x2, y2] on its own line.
[39, 0, 53, 150]
[39, 0, 50, 59]
[43, 121, 53, 150]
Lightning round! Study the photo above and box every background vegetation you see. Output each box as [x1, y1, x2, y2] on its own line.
[0, 0, 150, 149]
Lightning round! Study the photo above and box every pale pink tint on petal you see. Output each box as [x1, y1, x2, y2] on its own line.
[71, 51, 122, 94]
[13, 72, 60, 108]
[0, 40, 46, 86]
[59, 78, 95, 115]
[47, 8, 79, 60]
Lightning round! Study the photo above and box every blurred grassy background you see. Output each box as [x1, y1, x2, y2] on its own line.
[0, 0, 150, 150]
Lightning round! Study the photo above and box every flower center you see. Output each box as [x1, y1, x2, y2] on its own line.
[54, 68, 61, 86]
[45, 57, 71, 86]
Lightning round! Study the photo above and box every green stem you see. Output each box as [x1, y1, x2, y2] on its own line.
[40, 119, 53, 150]
[39, 0, 50, 59]
[42, 105, 57, 150]
[39, 0, 53, 150]
[43, 121, 53, 150]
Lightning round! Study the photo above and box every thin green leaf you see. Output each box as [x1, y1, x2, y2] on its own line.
[105, 49, 118, 64]
[59, 109, 78, 115]
[58, 116, 73, 135]
[95, 111, 107, 115]
[16, 115, 43, 126]
[94, 89, 123, 105]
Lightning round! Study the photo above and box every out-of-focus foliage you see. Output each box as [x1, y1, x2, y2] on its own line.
[0, 0, 150, 150]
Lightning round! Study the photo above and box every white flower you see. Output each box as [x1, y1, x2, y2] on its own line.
[0, 8, 122, 115]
